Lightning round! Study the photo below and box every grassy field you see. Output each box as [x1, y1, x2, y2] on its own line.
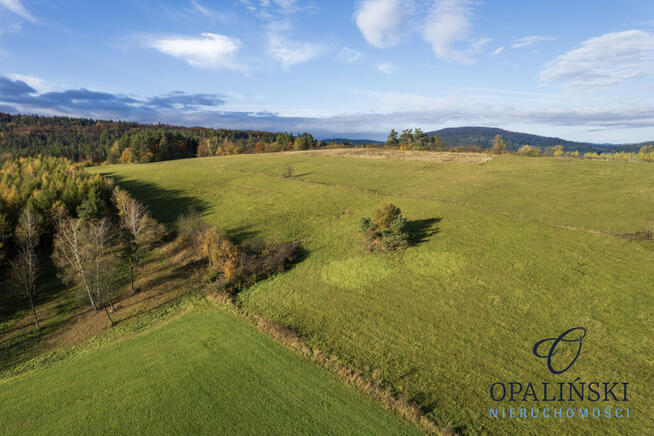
[88, 151, 653, 434]
[0, 306, 420, 435]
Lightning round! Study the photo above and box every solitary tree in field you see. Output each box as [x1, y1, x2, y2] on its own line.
[361, 203, 410, 252]
[492, 134, 506, 154]
[9, 209, 42, 330]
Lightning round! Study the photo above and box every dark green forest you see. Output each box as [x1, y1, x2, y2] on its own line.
[0, 113, 325, 164]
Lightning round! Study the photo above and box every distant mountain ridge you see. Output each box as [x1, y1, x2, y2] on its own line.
[425, 127, 646, 153]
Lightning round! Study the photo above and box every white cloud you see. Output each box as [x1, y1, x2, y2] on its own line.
[376, 61, 394, 74]
[7, 73, 50, 92]
[492, 46, 504, 56]
[0, 0, 35, 22]
[240, 1, 323, 69]
[540, 30, 654, 88]
[267, 32, 322, 68]
[422, 0, 476, 63]
[336, 47, 362, 62]
[355, 0, 404, 48]
[191, 0, 212, 17]
[239, 0, 306, 18]
[512, 35, 556, 48]
[148, 32, 245, 72]
[470, 37, 491, 53]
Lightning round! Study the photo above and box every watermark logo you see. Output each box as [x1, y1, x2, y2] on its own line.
[489, 326, 631, 420]
[532, 327, 586, 374]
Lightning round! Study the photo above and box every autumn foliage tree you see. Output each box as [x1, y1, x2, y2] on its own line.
[492, 134, 506, 154]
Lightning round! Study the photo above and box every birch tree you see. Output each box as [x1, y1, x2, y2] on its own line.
[87, 218, 116, 317]
[53, 216, 97, 311]
[53, 216, 116, 325]
[9, 209, 42, 330]
[113, 188, 153, 294]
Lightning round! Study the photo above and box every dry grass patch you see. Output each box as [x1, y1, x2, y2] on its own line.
[287, 148, 493, 164]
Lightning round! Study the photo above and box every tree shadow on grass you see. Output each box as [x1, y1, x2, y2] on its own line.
[227, 225, 260, 244]
[406, 217, 442, 245]
[0, 260, 76, 370]
[98, 173, 212, 225]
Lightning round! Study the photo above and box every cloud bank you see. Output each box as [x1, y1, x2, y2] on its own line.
[2, 76, 654, 140]
[540, 30, 654, 88]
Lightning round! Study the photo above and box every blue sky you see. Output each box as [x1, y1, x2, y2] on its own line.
[1, 0, 654, 142]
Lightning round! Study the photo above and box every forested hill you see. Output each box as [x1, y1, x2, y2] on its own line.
[0, 113, 321, 163]
[2, 113, 649, 163]
[427, 127, 643, 153]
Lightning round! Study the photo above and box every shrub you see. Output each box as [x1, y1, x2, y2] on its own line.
[197, 224, 300, 294]
[361, 203, 410, 252]
[282, 166, 294, 178]
[518, 145, 542, 156]
[545, 145, 564, 156]
[176, 208, 209, 249]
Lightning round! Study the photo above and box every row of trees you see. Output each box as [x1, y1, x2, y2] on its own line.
[385, 129, 445, 151]
[384, 130, 654, 162]
[1, 156, 161, 329]
[1, 113, 328, 164]
[515, 143, 654, 161]
[195, 132, 321, 157]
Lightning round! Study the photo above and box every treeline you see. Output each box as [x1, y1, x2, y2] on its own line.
[0, 156, 163, 326]
[384, 129, 654, 162]
[514, 143, 654, 161]
[1, 156, 300, 332]
[0, 113, 326, 164]
[425, 126, 645, 153]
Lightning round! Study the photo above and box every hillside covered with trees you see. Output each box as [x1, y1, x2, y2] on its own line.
[0, 113, 324, 164]
[426, 126, 644, 153]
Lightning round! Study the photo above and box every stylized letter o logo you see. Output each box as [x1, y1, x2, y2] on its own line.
[533, 327, 586, 374]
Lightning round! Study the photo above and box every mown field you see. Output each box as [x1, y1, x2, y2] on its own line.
[87, 151, 654, 435]
[0, 306, 419, 435]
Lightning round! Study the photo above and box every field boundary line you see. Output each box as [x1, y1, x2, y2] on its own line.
[206, 292, 453, 435]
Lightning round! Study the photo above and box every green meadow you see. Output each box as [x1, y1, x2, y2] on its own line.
[0, 307, 419, 435]
[85, 152, 653, 435]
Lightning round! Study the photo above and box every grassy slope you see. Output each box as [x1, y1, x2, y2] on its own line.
[0, 308, 419, 435]
[92, 154, 654, 435]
